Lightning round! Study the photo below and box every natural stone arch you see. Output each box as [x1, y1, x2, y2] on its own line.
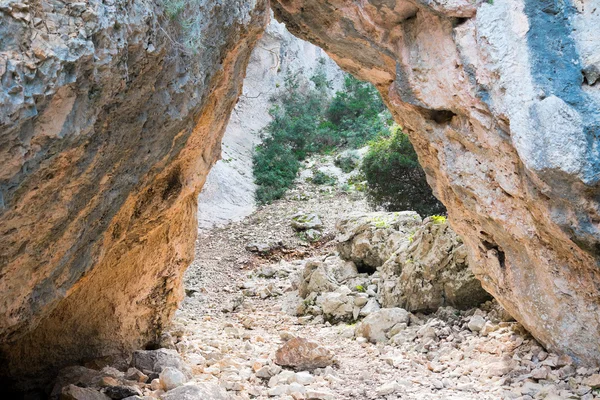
[1, 0, 600, 392]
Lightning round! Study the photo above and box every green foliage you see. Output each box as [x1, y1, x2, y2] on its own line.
[334, 150, 360, 173]
[355, 285, 365, 292]
[253, 69, 390, 204]
[326, 75, 391, 148]
[361, 125, 446, 217]
[312, 170, 337, 186]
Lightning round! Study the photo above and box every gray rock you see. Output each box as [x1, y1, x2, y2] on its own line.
[355, 308, 410, 343]
[291, 212, 324, 231]
[317, 289, 354, 322]
[379, 217, 491, 312]
[131, 349, 191, 378]
[336, 212, 422, 269]
[304, 229, 322, 242]
[468, 315, 486, 332]
[61, 385, 111, 400]
[359, 298, 381, 317]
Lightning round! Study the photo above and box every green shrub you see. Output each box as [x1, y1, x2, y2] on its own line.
[334, 150, 361, 173]
[253, 69, 392, 204]
[312, 170, 337, 185]
[361, 125, 446, 216]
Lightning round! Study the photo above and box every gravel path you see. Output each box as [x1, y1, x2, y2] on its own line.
[170, 157, 600, 400]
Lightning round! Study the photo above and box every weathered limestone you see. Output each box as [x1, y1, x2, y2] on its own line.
[0, 0, 268, 387]
[271, 0, 600, 364]
[379, 217, 492, 312]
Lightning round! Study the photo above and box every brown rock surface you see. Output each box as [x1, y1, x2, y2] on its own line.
[0, 0, 268, 388]
[271, 0, 600, 364]
[274, 337, 335, 370]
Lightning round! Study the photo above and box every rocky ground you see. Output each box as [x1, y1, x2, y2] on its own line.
[52, 155, 600, 400]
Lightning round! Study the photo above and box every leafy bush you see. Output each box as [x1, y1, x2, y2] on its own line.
[312, 170, 337, 185]
[253, 67, 391, 204]
[327, 75, 391, 148]
[334, 150, 361, 173]
[361, 125, 446, 216]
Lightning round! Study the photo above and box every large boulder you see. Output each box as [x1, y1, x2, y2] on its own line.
[0, 0, 269, 388]
[271, 0, 600, 364]
[355, 308, 410, 343]
[379, 217, 492, 312]
[336, 212, 422, 270]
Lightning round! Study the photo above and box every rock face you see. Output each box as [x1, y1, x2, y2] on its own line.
[296, 213, 489, 322]
[271, 0, 600, 364]
[0, 0, 268, 388]
[196, 19, 343, 230]
[380, 217, 492, 312]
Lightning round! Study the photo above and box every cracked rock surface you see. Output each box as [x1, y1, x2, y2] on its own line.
[271, 0, 600, 364]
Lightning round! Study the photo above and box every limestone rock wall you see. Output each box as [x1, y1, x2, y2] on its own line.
[0, 0, 268, 387]
[197, 19, 343, 231]
[271, 0, 600, 364]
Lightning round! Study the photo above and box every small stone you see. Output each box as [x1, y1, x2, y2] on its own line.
[355, 308, 410, 343]
[159, 367, 187, 391]
[294, 371, 315, 385]
[150, 379, 161, 391]
[291, 213, 323, 231]
[468, 315, 486, 332]
[531, 367, 548, 380]
[125, 368, 148, 383]
[376, 381, 399, 396]
[104, 385, 142, 400]
[61, 385, 111, 400]
[582, 373, 600, 389]
[161, 383, 229, 400]
[267, 385, 289, 396]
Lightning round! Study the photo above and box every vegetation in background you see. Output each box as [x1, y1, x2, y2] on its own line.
[361, 125, 446, 217]
[253, 64, 445, 216]
[253, 65, 390, 204]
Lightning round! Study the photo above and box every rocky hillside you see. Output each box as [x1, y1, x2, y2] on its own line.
[197, 19, 343, 231]
[271, 0, 600, 365]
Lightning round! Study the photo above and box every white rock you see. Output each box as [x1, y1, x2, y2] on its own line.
[376, 381, 399, 396]
[355, 308, 410, 343]
[159, 367, 187, 391]
[468, 315, 486, 332]
[294, 371, 315, 385]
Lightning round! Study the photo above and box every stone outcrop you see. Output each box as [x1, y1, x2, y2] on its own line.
[0, 0, 268, 388]
[197, 19, 343, 230]
[296, 213, 489, 323]
[271, 0, 600, 364]
[380, 217, 493, 312]
[336, 211, 422, 271]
